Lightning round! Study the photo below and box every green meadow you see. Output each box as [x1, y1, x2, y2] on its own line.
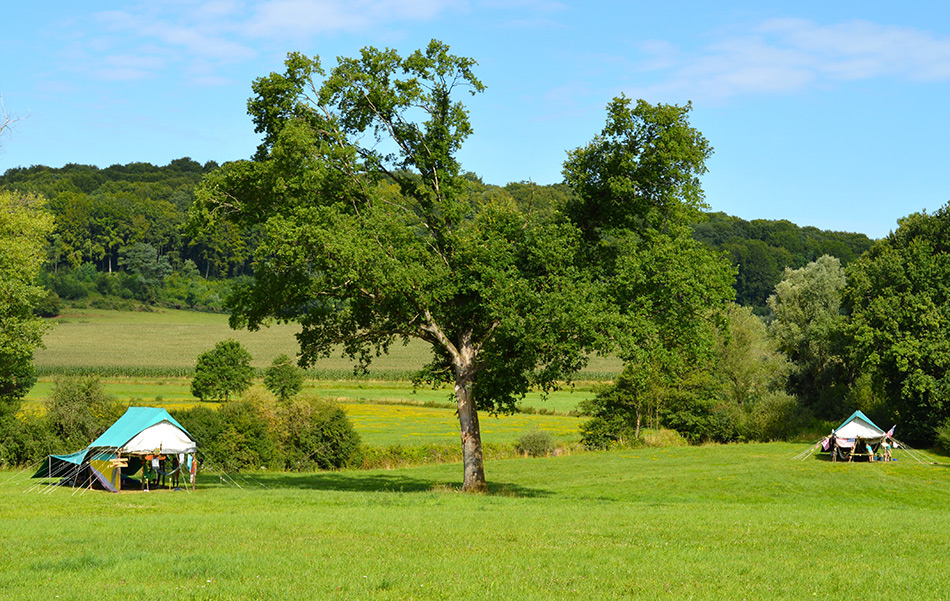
[4, 444, 950, 600]
[16, 308, 950, 599]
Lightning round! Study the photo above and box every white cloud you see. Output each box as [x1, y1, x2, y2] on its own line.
[635, 18, 950, 101]
[75, 0, 463, 83]
[243, 0, 458, 38]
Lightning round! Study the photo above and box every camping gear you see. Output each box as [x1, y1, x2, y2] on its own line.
[32, 407, 197, 492]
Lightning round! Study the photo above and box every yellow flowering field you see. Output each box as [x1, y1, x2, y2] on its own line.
[342, 403, 583, 446]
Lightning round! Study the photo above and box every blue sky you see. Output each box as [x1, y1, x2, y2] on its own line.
[2, 1, 948, 238]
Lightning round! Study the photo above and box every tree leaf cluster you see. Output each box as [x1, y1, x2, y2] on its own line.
[0, 191, 53, 418]
[190, 339, 255, 402]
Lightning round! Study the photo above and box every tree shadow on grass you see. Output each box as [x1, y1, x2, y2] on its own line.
[226, 471, 551, 498]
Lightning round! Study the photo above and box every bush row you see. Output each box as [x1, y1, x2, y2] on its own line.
[0, 377, 362, 472]
[580, 390, 811, 450]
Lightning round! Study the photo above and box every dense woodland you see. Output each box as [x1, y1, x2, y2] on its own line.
[0, 160, 872, 314]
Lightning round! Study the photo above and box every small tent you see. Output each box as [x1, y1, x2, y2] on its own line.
[33, 407, 197, 492]
[822, 410, 891, 462]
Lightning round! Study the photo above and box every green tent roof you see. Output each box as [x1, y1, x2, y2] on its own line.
[88, 407, 193, 449]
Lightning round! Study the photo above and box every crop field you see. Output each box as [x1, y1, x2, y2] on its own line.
[27, 307, 599, 456]
[4, 443, 950, 600]
[35, 308, 623, 378]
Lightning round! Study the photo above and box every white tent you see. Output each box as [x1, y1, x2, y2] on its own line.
[824, 410, 892, 462]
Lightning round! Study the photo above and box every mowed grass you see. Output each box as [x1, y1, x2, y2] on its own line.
[4, 443, 950, 600]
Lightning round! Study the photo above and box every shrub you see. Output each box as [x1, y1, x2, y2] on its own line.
[278, 397, 361, 470]
[190, 339, 254, 402]
[359, 443, 462, 469]
[515, 429, 555, 457]
[216, 400, 280, 470]
[0, 412, 60, 467]
[33, 290, 61, 317]
[660, 393, 735, 444]
[170, 395, 361, 472]
[170, 406, 227, 466]
[264, 354, 305, 402]
[641, 428, 688, 447]
[741, 391, 802, 442]
[173, 401, 280, 471]
[935, 420, 950, 454]
[45, 375, 123, 447]
[49, 272, 88, 300]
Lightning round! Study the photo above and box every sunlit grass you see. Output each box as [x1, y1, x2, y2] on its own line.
[4, 443, 950, 600]
[26, 373, 603, 415]
[343, 403, 583, 446]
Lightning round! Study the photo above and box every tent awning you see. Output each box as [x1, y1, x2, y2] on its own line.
[31, 450, 88, 479]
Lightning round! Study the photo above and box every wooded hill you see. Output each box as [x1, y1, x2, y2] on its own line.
[0, 159, 873, 312]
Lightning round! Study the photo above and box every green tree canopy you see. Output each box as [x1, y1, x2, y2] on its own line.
[768, 255, 851, 418]
[193, 41, 610, 491]
[0, 191, 54, 421]
[264, 354, 305, 402]
[193, 45, 735, 490]
[563, 97, 736, 410]
[190, 339, 254, 403]
[844, 204, 950, 443]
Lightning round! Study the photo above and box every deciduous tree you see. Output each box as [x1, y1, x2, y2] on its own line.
[190, 339, 254, 402]
[0, 191, 54, 422]
[193, 41, 606, 491]
[768, 255, 851, 417]
[264, 354, 305, 402]
[844, 205, 950, 443]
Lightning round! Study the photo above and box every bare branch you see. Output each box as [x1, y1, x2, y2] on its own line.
[0, 95, 27, 146]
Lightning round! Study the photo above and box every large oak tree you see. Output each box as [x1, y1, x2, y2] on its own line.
[193, 42, 731, 489]
[193, 41, 608, 491]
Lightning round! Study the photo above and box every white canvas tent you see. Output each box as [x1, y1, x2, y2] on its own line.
[33, 407, 197, 492]
[821, 410, 892, 462]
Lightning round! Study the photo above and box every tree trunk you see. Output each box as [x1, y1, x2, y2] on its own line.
[452, 331, 487, 493]
[455, 368, 487, 492]
[422, 313, 488, 492]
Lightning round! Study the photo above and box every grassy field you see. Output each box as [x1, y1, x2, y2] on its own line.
[29, 307, 612, 449]
[25, 377, 599, 415]
[28, 308, 600, 449]
[35, 308, 623, 378]
[4, 443, 950, 600]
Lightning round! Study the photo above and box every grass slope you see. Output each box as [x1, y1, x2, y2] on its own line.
[3, 443, 949, 600]
[36, 308, 623, 377]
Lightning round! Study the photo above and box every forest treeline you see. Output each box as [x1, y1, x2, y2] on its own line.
[11, 156, 949, 452]
[0, 159, 872, 314]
